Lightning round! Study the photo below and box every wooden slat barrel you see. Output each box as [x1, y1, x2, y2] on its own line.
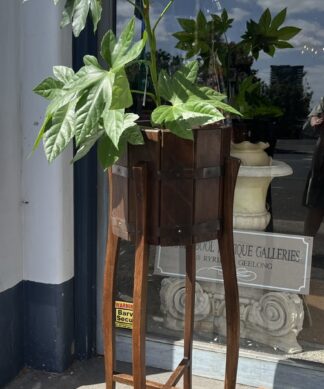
[110, 124, 231, 246]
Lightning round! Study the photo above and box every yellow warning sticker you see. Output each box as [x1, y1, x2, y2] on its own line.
[115, 301, 133, 329]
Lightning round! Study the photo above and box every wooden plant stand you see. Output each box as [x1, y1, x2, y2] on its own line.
[103, 127, 241, 389]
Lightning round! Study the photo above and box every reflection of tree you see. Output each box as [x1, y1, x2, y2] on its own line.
[221, 42, 256, 100]
[266, 69, 313, 138]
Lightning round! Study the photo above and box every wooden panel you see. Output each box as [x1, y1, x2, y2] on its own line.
[110, 126, 231, 245]
[160, 131, 194, 246]
[195, 127, 222, 167]
[129, 130, 161, 244]
[111, 151, 130, 241]
[194, 126, 230, 242]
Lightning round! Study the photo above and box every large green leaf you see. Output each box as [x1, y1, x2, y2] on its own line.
[33, 77, 63, 100]
[33, 5, 146, 166]
[277, 26, 301, 40]
[259, 9, 271, 31]
[152, 61, 240, 134]
[196, 10, 207, 31]
[197, 86, 227, 101]
[98, 134, 121, 169]
[83, 55, 101, 68]
[43, 101, 76, 162]
[32, 114, 53, 151]
[64, 64, 107, 92]
[53, 66, 75, 83]
[72, 127, 104, 163]
[241, 8, 301, 59]
[151, 105, 183, 124]
[102, 109, 141, 149]
[100, 22, 146, 70]
[113, 31, 147, 68]
[275, 41, 293, 49]
[123, 113, 139, 129]
[102, 108, 125, 148]
[111, 18, 135, 66]
[158, 70, 173, 101]
[166, 119, 193, 140]
[110, 68, 132, 109]
[60, 0, 75, 28]
[75, 72, 113, 145]
[72, 0, 90, 37]
[203, 98, 241, 116]
[90, 0, 102, 32]
[120, 126, 144, 146]
[176, 60, 198, 83]
[270, 8, 286, 30]
[152, 105, 193, 139]
[47, 89, 81, 115]
[180, 101, 224, 122]
[101, 30, 116, 67]
[177, 18, 196, 32]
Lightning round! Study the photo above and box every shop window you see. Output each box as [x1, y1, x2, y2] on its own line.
[114, 0, 324, 366]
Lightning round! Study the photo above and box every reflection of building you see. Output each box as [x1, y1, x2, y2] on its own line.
[270, 65, 304, 88]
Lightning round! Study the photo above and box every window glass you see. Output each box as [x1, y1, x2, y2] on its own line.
[115, 0, 324, 364]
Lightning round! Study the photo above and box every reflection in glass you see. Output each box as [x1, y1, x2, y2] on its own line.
[113, 0, 324, 366]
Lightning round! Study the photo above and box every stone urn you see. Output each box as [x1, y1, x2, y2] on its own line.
[230, 141, 293, 231]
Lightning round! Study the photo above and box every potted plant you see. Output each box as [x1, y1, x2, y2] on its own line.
[32, 0, 241, 245]
[31, 1, 242, 388]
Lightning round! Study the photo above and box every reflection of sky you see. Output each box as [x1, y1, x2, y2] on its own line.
[117, 0, 324, 105]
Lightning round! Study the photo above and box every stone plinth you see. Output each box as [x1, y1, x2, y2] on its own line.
[160, 277, 304, 354]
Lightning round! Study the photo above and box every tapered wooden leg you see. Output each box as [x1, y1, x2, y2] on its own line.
[132, 163, 149, 389]
[103, 169, 121, 389]
[183, 244, 196, 389]
[218, 157, 241, 389]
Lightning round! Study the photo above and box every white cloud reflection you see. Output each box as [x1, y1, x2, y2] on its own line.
[228, 7, 250, 21]
[287, 18, 324, 47]
[256, 0, 324, 14]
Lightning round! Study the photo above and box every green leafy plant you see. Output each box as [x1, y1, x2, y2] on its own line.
[173, 7, 301, 109]
[234, 76, 283, 119]
[241, 8, 301, 60]
[173, 10, 233, 59]
[32, 0, 241, 168]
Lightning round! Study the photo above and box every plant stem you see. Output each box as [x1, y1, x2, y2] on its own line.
[131, 89, 157, 104]
[126, 0, 144, 19]
[153, 0, 175, 32]
[142, 0, 161, 106]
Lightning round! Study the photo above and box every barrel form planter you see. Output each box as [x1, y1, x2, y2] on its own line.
[104, 123, 241, 389]
[109, 124, 231, 246]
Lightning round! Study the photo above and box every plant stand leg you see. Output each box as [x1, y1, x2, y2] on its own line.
[183, 244, 196, 389]
[103, 170, 121, 389]
[132, 163, 149, 389]
[218, 157, 241, 389]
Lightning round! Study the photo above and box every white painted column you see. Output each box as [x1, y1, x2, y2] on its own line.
[0, 0, 23, 293]
[20, 0, 74, 284]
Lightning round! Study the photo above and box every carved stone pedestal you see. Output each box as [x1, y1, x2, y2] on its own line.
[160, 277, 304, 354]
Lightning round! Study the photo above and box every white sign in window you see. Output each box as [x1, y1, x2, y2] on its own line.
[154, 231, 313, 294]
